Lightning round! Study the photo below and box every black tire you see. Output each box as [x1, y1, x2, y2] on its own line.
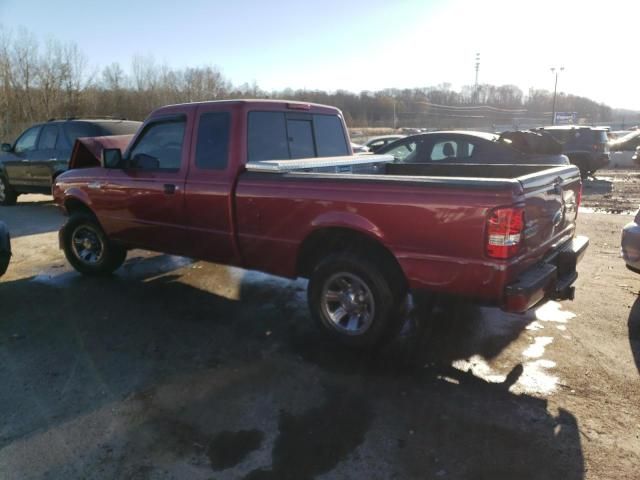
[62, 213, 126, 275]
[0, 176, 18, 206]
[308, 253, 407, 349]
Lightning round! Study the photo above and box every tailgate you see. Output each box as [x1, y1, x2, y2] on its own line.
[519, 165, 581, 259]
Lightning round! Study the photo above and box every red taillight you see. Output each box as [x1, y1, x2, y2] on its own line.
[486, 207, 524, 259]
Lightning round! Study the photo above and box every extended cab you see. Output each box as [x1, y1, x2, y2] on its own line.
[53, 100, 588, 348]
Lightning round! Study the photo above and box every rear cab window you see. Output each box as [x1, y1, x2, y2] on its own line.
[247, 111, 349, 162]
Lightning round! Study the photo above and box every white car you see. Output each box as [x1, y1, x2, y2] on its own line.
[609, 130, 640, 167]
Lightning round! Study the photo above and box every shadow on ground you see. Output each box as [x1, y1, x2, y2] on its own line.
[0, 256, 584, 479]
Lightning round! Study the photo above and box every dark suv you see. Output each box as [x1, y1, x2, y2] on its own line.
[0, 119, 141, 205]
[536, 126, 609, 177]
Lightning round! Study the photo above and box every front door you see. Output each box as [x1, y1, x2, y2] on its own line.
[102, 115, 190, 255]
[3, 126, 42, 188]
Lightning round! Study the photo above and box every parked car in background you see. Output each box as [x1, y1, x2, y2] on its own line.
[365, 135, 406, 153]
[535, 126, 609, 177]
[0, 118, 142, 205]
[621, 210, 640, 273]
[376, 130, 569, 165]
[0, 221, 10, 277]
[609, 130, 640, 168]
[54, 99, 587, 348]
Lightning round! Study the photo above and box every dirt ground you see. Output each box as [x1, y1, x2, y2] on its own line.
[581, 168, 640, 213]
[1, 174, 639, 479]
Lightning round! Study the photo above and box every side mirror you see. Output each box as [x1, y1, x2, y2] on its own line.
[103, 148, 122, 168]
[1, 143, 12, 152]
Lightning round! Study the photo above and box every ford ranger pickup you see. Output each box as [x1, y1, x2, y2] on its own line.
[53, 100, 588, 348]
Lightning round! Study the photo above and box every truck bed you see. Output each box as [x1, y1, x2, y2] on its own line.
[236, 156, 582, 305]
[246, 155, 577, 189]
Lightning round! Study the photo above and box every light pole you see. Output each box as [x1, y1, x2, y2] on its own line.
[550, 66, 564, 125]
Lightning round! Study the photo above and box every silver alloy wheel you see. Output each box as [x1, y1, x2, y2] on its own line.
[71, 225, 105, 265]
[320, 272, 375, 335]
[0, 178, 6, 202]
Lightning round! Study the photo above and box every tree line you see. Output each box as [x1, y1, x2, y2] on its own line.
[0, 26, 629, 140]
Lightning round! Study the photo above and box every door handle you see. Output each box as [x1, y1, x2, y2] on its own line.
[163, 184, 178, 194]
[48, 158, 57, 162]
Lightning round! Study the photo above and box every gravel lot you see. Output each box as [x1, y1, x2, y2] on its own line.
[1, 173, 639, 479]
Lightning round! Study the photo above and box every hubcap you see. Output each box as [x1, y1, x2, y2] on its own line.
[0, 178, 5, 202]
[71, 225, 104, 265]
[321, 272, 375, 335]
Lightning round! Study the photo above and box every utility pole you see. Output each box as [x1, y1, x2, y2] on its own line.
[550, 66, 564, 125]
[474, 53, 480, 103]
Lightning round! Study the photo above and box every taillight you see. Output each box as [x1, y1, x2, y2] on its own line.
[486, 207, 524, 259]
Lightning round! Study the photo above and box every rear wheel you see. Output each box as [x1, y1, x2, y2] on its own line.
[308, 253, 407, 349]
[0, 176, 18, 206]
[62, 213, 126, 275]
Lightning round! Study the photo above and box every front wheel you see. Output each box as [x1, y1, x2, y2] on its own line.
[62, 213, 127, 275]
[0, 176, 18, 206]
[308, 253, 407, 349]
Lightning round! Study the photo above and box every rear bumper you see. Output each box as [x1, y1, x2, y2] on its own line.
[502, 235, 589, 313]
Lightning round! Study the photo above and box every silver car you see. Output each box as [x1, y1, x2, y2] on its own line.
[622, 211, 640, 273]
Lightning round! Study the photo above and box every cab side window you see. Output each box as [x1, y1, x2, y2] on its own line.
[14, 126, 41, 154]
[128, 118, 186, 170]
[195, 112, 231, 170]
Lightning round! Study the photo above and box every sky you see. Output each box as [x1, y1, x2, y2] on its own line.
[0, 0, 638, 109]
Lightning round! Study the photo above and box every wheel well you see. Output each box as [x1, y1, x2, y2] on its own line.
[64, 198, 95, 217]
[296, 227, 407, 288]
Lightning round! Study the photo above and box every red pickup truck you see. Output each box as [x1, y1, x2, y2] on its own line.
[53, 100, 588, 348]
